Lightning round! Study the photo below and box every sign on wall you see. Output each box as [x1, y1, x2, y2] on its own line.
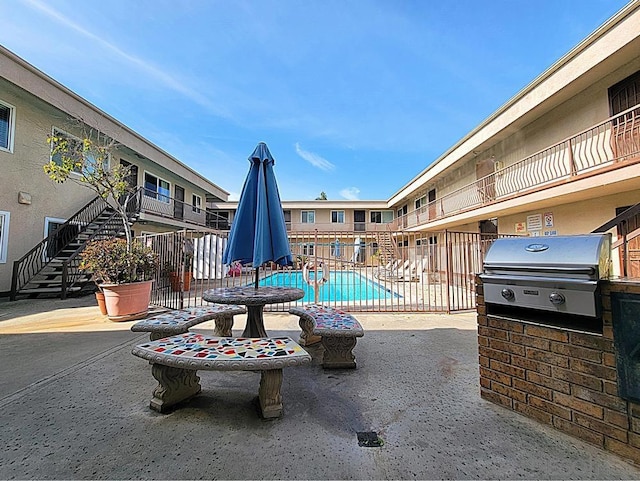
[527, 214, 543, 231]
[515, 222, 526, 233]
[544, 212, 554, 228]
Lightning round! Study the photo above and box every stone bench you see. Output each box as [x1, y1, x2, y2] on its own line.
[131, 305, 246, 341]
[132, 333, 311, 418]
[288, 304, 364, 369]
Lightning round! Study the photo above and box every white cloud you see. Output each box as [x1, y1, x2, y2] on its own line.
[294, 143, 335, 171]
[21, 0, 221, 114]
[340, 187, 360, 200]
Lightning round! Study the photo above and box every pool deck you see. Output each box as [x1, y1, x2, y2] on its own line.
[1, 294, 639, 479]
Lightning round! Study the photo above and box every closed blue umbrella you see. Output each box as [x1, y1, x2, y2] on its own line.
[222, 142, 292, 287]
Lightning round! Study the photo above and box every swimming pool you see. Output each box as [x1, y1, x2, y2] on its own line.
[255, 271, 399, 303]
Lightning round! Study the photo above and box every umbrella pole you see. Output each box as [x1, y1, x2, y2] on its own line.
[254, 266, 259, 289]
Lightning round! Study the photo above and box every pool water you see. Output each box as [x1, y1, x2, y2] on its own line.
[256, 271, 399, 303]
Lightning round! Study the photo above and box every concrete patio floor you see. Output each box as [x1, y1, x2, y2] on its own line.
[1, 295, 639, 480]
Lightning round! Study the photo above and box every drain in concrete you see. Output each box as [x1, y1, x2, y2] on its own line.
[357, 431, 384, 447]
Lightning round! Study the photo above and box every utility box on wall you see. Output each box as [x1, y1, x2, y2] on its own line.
[611, 291, 640, 404]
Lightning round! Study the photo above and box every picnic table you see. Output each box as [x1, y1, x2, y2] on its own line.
[203, 286, 304, 337]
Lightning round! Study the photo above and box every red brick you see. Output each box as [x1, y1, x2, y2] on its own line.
[481, 388, 512, 408]
[603, 352, 617, 368]
[552, 366, 603, 392]
[553, 392, 604, 419]
[514, 401, 553, 425]
[478, 326, 509, 340]
[489, 338, 526, 356]
[511, 355, 552, 376]
[553, 417, 604, 447]
[570, 358, 617, 382]
[605, 438, 640, 464]
[605, 408, 630, 430]
[477, 315, 488, 326]
[603, 326, 614, 340]
[510, 333, 550, 350]
[480, 366, 512, 386]
[569, 332, 614, 352]
[479, 346, 510, 364]
[513, 378, 553, 401]
[488, 317, 524, 333]
[630, 432, 640, 449]
[527, 371, 571, 394]
[631, 403, 640, 419]
[571, 385, 627, 412]
[480, 377, 491, 389]
[479, 355, 490, 368]
[524, 324, 568, 342]
[526, 347, 569, 368]
[604, 380, 619, 396]
[491, 381, 527, 403]
[573, 412, 628, 442]
[489, 359, 525, 380]
[550, 342, 602, 363]
[528, 395, 572, 420]
[478, 335, 489, 347]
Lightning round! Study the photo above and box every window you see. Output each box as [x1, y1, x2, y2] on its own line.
[331, 210, 345, 223]
[301, 210, 315, 224]
[192, 194, 202, 213]
[415, 195, 427, 210]
[0, 211, 9, 263]
[302, 243, 315, 256]
[370, 210, 394, 223]
[0, 101, 15, 152]
[50, 127, 104, 175]
[283, 210, 291, 230]
[144, 172, 170, 203]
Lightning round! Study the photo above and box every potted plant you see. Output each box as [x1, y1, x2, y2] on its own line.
[80, 238, 158, 320]
[44, 122, 157, 320]
[165, 238, 194, 292]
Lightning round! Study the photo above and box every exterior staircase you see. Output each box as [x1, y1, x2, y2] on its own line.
[375, 229, 399, 267]
[10, 192, 141, 300]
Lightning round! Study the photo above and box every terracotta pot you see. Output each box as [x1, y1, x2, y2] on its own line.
[102, 280, 153, 322]
[169, 271, 192, 292]
[95, 291, 107, 316]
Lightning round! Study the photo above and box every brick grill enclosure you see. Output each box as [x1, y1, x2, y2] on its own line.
[477, 275, 640, 465]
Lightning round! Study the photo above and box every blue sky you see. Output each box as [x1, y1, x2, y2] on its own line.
[1, 0, 631, 201]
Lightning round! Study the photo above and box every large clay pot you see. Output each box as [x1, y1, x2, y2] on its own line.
[95, 291, 108, 316]
[169, 271, 192, 292]
[102, 280, 153, 322]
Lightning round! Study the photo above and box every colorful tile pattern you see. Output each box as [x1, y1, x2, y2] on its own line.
[131, 305, 245, 333]
[132, 333, 311, 370]
[291, 304, 364, 336]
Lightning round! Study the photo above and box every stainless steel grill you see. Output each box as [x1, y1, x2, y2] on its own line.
[480, 234, 611, 318]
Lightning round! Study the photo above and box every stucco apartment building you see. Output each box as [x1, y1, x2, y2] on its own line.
[2, 2, 640, 296]
[0, 45, 229, 297]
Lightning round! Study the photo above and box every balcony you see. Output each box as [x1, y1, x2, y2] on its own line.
[398, 105, 640, 230]
[139, 190, 228, 230]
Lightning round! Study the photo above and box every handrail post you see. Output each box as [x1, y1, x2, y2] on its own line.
[61, 259, 68, 300]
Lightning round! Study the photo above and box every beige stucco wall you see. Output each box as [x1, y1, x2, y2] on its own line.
[0, 79, 96, 293]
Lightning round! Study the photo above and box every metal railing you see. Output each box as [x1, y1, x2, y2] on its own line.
[400, 105, 640, 229]
[143, 228, 510, 313]
[10, 195, 110, 300]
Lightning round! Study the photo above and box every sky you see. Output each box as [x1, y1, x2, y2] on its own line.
[1, 0, 632, 201]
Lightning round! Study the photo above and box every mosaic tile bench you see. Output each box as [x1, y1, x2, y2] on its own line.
[288, 304, 364, 369]
[130, 305, 246, 341]
[132, 333, 311, 418]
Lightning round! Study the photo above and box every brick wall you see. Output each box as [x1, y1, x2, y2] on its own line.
[477, 276, 640, 465]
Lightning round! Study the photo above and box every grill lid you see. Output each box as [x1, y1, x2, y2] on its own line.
[483, 234, 611, 280]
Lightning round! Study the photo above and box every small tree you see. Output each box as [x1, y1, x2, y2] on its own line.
[44, 123, 137, 247]
[315, 191, 328, 200]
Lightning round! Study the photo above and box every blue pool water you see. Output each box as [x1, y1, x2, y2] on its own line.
[255, 271, 399, 303]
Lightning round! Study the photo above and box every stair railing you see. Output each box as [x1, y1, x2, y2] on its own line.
[60, 211, 125, 299]
[60, 186, 145, 298]
[10, 196, 113, 300]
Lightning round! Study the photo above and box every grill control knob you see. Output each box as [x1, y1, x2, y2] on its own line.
[501, 288, 515, 301]
[549, 292, 565, 305]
